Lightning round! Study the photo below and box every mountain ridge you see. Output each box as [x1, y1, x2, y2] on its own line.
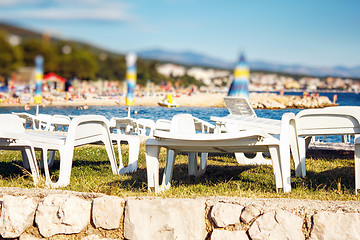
[1, 22, 359, 78]
[138, 49, 360, 78]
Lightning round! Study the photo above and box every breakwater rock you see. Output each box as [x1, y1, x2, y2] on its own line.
[250, 93, 336, 109]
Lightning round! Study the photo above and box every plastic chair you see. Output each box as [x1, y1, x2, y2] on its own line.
[0, 114, 40, 185]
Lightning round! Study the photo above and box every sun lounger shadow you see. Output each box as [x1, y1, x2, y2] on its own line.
[0, 160, 29, 178]
[301, 167, 355, 191]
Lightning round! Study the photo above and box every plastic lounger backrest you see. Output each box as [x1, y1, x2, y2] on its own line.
[155, 119, 171, 132]
[296, 107, 360, 136]
[69, 115, 110, 142]
[170, 114, 196, 134]
[0, 114, 25, 135]
[52, 115, 71, 125]
[224, 96, 256, 116]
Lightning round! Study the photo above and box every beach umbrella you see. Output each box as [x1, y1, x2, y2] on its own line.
[227, 53, 250, 99]
[34, 55, 43, 114]
[125, 53, 137, 117]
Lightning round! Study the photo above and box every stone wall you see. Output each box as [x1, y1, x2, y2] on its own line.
[0, 187, 360, 240]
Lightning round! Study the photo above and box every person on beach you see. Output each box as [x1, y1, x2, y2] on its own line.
[24, 103, 30, 111]
[333, 94, 337, 104]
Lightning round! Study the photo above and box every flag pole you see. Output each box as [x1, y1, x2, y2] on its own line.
[34, 55, 44, 115]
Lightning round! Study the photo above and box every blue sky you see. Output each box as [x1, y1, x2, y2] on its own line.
[0, 0, 359, 67]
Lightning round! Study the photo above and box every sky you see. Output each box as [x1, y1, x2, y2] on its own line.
[0, 0, 359, 68]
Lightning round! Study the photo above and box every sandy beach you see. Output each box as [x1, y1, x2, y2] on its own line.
[0, 93, 228, 108]
[0, 92, 336, 109]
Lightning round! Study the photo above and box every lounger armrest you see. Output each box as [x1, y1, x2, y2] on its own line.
[153, 129, 272, 141]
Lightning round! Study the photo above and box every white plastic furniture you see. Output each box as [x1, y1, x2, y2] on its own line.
[224, 96, 256, 116]
[12, 112, 71, 131]
[211, 96, 281, 164]
[108, 117, 156, 174]
[145, 113, 299, 193]
[0, 114, 40, 185]
[285, 106, 360, 193]
[136, 118, 156, 136]
[109, 117, 138, 135]
[110, 117, 140, 174]
[25, 115, 118, 188]
[154, 116, 215, 177]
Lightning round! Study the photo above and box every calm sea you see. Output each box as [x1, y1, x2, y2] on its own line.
[3, 92, 359, 143]
[4, 92, 359, 122]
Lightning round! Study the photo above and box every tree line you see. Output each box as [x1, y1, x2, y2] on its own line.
[0, 30, 200, 88]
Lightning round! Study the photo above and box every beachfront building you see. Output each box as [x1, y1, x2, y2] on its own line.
[156, 64, 186, 78]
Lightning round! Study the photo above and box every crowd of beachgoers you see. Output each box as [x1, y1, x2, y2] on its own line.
[0, 89, 337, 110]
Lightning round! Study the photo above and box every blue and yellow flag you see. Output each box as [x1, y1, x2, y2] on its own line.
[34, 55, 44, 104]
[125, 53, 137, 106]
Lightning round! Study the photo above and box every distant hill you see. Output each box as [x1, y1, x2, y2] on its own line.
[0, 22, 43, 38]
[2, 22, 359, 78]
[0, 22, 120, 57]
[138, 49, 233, 69]
[138, 49, 360, 79]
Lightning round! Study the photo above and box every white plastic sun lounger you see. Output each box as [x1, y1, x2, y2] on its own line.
[109, 117, 141, 174]
[13, 112, 71, 131]
[145, 114, 299, 193]
[285, 106, 360, 193]
[154, 116, 215, 177]
[25, 115, 118, 188]
[210, 96, 281, 164]
[0, 114, 40, 185]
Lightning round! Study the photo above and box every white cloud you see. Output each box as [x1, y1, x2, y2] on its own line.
[0, 0, 43, 7]
[0, 1, 134, 22]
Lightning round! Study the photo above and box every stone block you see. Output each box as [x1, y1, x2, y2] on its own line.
[19, 233, 42, 240]
[35, 194, 91, 238]
[92, 196, 124, 230]
[248, 210, 304, 240]
[310, 211, 360, 240]
[211, 229, 249, 240]
[240, 204, 261, 224]
[210, 202, 243, 227]
[124, 198, 207, 240]
[0, 195, 38, 238]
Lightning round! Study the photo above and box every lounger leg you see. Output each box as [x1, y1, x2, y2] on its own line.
[117, 136, 140, 174]
[355, 139, 360, 194]
[126, 136, 140, 173]
[103, 138, 118, 175]
[162, 149, 177, 190]
[188, 152, 207, 177]
[145, 145, 160, 192]
[288, 119, 303, 177]
[48, 151, 56, 168]
[48, 148, 74, 188]
[269, 146, 291, 193]
[23, 146, 40, 185]
[116, 138, 123, 169]
[188, 152, 196, 176]
[298, 137, 307, 177]
[197, 152, 208, 177]
[279, 144, 291, 193]
[21, 150, 30, 169]
[41, 148, 52, 186]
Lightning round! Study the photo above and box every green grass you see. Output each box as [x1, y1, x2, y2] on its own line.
[0, 144, 359, 201]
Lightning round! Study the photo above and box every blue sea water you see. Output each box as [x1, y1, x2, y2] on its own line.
[3, 92, 360, 122]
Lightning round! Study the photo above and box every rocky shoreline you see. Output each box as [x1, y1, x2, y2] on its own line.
[249, 93, 337, 109]
[0, 92, 337, 109]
